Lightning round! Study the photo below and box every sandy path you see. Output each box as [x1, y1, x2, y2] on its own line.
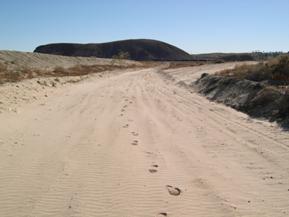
[1, 66, 289, 217]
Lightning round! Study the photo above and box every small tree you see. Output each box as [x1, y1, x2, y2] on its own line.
[112, 51, 130, 60]
[111, 51, 130, 66]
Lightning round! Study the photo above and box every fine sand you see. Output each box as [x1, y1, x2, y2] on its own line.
[1, 64, 289, 217]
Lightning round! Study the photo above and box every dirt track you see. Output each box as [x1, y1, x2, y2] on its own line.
[1, 65, 289, 217]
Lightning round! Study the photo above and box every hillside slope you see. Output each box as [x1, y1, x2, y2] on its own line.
[0, 50, 141, 83]
[34, 39, 192, 61]
[194, 56, 289, 128]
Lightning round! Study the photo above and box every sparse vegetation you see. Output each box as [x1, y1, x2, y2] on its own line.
[52, 64, 134, 77]
[0, 62, 141, 84]
[166, 61, 206, 69]
[0, 63, 42, 83]
[191, 52, 284, 62]
[111, 51, 131, 65]
[0, 62, 7, 72]
[0, 51, 149, 84]
[195, 56, 289, 128]
[219, 55, 289, 86]
[195, 55, 289, 127]
[112, 51, 130, 60]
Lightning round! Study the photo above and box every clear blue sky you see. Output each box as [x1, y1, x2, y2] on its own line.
[1, 0, 288, 53]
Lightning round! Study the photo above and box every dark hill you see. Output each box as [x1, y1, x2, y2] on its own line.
[34, 39, 192, 61]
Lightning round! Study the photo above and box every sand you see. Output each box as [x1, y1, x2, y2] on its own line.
[1, 63, 289, 217]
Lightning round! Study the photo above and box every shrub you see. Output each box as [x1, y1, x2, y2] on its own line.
[112, 51, 130, 60]
[0, 62, 7, 72]
[269, 55, 289, 81]
[9, 70, 22, 82]
[219, 55, 289, 85]
[53, 66, 67, 75]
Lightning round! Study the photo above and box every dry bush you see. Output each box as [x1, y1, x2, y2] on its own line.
[112, 51, 130, 60]
[0, 62, 9, 83]
[52, 65, 100, 76]
[52, 66, 68, 76]
[167, 61, 205, 69]
[0, 62, 20, 83]
[218, 55, 289, 85]
[0, 62, 45, 83]
[0, 62, 7, 72]
[50, 63, 141, 77]
[0, 60, 141, 84]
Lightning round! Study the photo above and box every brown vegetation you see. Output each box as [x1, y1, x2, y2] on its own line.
[195, 55, 289, 128]
[0, 62, 141, 84]
[51, 64, 131, 76]
[166, 61, 206, 69]
[219, 55, 289, 85]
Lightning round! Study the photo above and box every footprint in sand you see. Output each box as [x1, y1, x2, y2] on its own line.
[149, 168, 158, 173]
[149, 164, 159, 173]
[122, 124, 129, 128]
[158, 212, 168, 216]
[145, 151, 158, 158]
[131, 132, 139, 136]
[131, 140, 138, 146]
[166, 185, 181, 196]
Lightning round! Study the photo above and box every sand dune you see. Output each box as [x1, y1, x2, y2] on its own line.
[1, 64, 289, 217]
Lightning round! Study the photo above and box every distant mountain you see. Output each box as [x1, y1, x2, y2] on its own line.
[34, 39, 192, 61]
